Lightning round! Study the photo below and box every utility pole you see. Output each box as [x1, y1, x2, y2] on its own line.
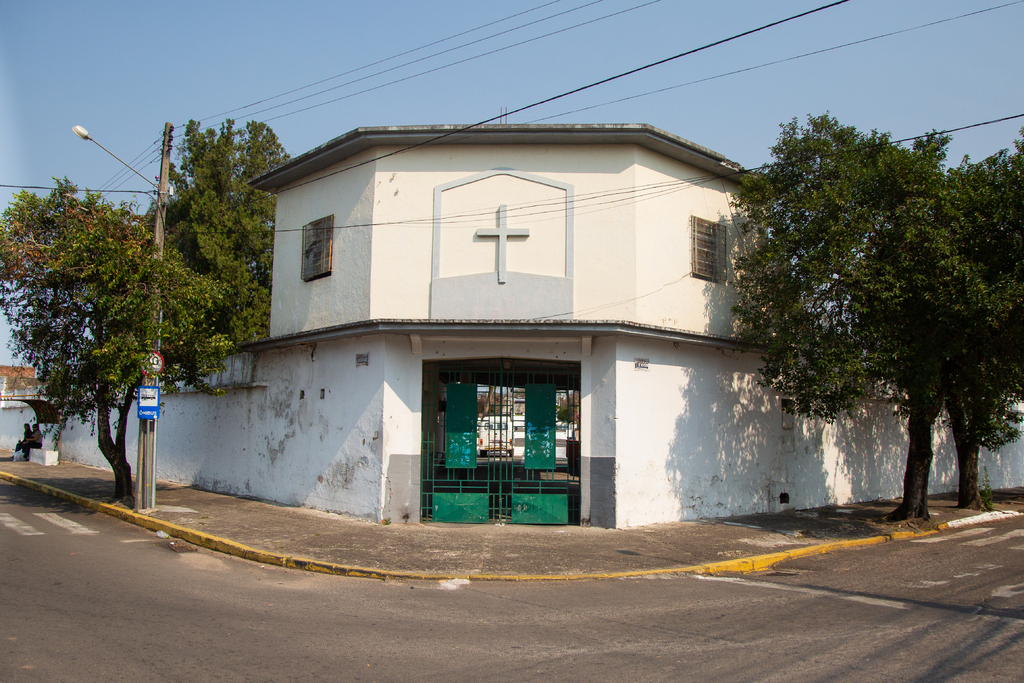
[136, 121, 173, 512]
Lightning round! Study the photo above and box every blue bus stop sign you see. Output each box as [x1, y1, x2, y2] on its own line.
[138, 386, 160, 420]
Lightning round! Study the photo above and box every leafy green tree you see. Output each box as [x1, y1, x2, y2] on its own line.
[732, 114, 958, 520]
[165, 119, 289, 346]
[0, 180, 232, 501]
[942, 138, 1024, 508]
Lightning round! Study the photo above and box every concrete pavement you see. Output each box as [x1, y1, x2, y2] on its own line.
[2, 453, 1022, 580]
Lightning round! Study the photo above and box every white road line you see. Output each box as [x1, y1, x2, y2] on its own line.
[945, 510, 1022, 528]
[962, 529, 1024, 547]
[34, 512, 98, 535]
[913, 527, 993, 543]
[694, 575, 908, 610]
[992, 582, 1024, 599]
[0, 512, 45, 536]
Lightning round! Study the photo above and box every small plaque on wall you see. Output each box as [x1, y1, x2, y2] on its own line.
[634, 358, 649, 371]
[356, 353, 369, 367]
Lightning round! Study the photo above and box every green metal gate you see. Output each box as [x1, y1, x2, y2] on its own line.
[421, 358, 581, 525]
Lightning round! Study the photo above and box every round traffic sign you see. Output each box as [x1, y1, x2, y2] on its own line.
[143, 350, 165, 375]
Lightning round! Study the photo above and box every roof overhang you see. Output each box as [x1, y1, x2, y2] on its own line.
[239, 319, 750, 354]
[250, 124, 745, 193]
[0, 395, 60, 424]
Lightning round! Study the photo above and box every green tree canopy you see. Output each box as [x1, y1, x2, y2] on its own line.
[0, 180, 232, 501]
[732, 114, 962, 520]
[165, 119, 289, 346]
[942, 138, 1024, 507]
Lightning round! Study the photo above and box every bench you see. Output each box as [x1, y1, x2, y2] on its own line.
[28, 448, 59, 466]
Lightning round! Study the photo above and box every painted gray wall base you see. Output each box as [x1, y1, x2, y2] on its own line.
[430, 272, 573, 320]
[583, 455, 616, 528]
[384, 453, 421, 523]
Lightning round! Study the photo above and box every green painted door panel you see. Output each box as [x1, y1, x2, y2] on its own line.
[445, 383, 478, 468]
[510, 494, 568, 524]
[525, 383, 556, 470]
[433, 492, 489, 523]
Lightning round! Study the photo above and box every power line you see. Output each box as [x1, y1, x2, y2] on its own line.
[198, 0, 580, 123]
[99, 140, 162, 192]
[526, 0, 1024, 125]
[275, 0, 855, 193]
[267, 111, 1024, 235]
[199, 0, 611, 126]
[0, 184, 155, 195]
[258, 0, 664, 123]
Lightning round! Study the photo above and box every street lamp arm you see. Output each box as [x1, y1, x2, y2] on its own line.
[71, 126, 158, 190]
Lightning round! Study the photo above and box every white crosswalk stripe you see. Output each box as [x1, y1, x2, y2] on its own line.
[912, 527, 993, 543]
[34, 512, 98, 535]
[0, 512, 45, 536]
[963, 529, 1024, 547]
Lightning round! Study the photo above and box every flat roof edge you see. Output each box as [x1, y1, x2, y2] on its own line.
[239, 319, 749, 353]
[250, 124, 744, 192]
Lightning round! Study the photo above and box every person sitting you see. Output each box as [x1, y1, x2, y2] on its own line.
[15, 423, 43, 461]
[13, 423, 31, 461]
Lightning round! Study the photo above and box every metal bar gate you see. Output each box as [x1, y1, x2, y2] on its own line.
[421, 358, 581, 525]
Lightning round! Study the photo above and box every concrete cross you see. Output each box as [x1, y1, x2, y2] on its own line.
[476, 204, 528, 284]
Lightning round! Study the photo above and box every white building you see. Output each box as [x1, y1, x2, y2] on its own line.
[7, 124, 1022, 526]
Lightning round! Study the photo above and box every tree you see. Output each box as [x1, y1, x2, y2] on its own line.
[0, 180, 232, 501]
[942, 138, 1024, 508]
[164, 119, 289, 347]
[732, 114, 960, 520]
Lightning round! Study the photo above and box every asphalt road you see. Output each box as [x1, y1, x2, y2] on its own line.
[3, 479, 1022, 682]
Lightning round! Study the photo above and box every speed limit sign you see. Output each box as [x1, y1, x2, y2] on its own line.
[143, 351, 165, 375]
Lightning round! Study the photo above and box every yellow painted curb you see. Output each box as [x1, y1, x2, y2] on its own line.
[0, 469, 944, 582]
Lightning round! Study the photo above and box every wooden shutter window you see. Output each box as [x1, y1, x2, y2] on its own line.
[691, 216, 726, 283]
[301, 215, 334, 281]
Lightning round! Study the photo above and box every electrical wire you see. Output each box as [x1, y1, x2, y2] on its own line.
[266, 110, 1024, 236]
[526, 0, 1024, 125]
[0, 184, 155, 195]
[272, 0, 855, 193]
[97, 138, 162, 192]
[257, 0, 664, 123]
[199, 0, 580, 122]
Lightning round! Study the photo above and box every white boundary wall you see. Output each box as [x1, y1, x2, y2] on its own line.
[4, 338, 1023, 527]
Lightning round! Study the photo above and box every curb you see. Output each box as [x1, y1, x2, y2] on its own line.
[0, 469, 958, 582]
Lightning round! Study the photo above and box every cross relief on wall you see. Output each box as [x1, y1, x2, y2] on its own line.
[429, 168, 575, 320]
[432, 169, 575, 284]
[476, 204, 529, 284]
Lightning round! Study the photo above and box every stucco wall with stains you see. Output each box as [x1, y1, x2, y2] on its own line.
[7, 335, 1024, 528]
[609, 335, 1024, 527]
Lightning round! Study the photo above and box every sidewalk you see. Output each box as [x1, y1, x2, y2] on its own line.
[3, 455, 1023, 579]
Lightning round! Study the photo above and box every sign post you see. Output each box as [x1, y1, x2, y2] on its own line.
[135, 351, 164, 512]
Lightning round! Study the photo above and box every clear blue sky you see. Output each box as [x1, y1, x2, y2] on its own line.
[1, 0, 1022, 365]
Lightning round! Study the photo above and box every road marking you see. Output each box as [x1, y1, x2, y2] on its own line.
[993, 582, 1024, 599]
[945, 510, 1022, 528]
[912, 527, 993, 543]
[694, 575, 908, 610]
[0, 512, 44, 536]
[908, 580, 950, 588]
[34, 512, 98, 535]
[962, 529, 1024, 547]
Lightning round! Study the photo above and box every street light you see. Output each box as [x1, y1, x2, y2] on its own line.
[73, 123, 173, 513]
[72, 126, 158, 189]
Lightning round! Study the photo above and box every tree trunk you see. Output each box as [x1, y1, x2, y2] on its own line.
[95, 385, 134, 505]
[947, 399, 982, 509]
[887, 405, 940, 521]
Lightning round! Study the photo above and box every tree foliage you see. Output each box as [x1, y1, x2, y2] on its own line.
[165, 119, 289, 346]
[942, 139, 1024, 507]
[0, 180, 232, 500]
[733, 114, 967, 520]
